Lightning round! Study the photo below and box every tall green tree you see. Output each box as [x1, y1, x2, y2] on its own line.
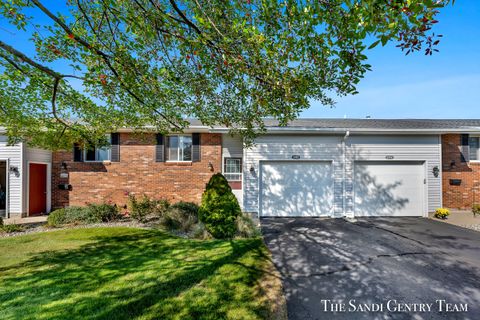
[0, 0, 451, 148]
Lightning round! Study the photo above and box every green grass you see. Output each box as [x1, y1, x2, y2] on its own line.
[0, 227, 278, 320]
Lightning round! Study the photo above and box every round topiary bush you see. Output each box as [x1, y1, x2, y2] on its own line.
[199, 173, 241, 239]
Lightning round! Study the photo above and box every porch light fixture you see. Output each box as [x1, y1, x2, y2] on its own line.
[60, 161, 69, 179]
[208, 161, 214, 171]
[432, 166, 440, 178]
[450, 160, 456, 169]
[249, 166, 255, 173]
[9, 166, 19, 177]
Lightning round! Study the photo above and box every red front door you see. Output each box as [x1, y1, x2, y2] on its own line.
[29, 163, 47, 216]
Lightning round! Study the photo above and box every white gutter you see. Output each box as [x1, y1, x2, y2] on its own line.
[209, 127, 480, 134]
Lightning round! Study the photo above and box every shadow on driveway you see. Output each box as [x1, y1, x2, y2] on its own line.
[261, 217, 480, 320]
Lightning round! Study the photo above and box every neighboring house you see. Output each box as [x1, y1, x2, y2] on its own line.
[1, 119, 480, 219]
[0, 134, 52, 218]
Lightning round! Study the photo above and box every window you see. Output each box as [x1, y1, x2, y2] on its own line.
[85, 135, 111, 162]
[470, 136, 480, 161]
[166, 135, 192, 161]
[224, 158, 242, 181]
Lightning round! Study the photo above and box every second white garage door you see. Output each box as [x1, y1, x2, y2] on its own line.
[354, 161, 425, 217]
[260, 161, 333, 217]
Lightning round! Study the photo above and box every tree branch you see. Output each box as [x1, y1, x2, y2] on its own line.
[0, 39, 61, 78]
[168, 0, 203, 35]
[50, 78, 95, 145]
[31, 0, 179, 128]
[0, 40, 84, 80]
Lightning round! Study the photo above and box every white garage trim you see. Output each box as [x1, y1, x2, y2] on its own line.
[259, 160, 334, 217]
[353, 160, 428, 217]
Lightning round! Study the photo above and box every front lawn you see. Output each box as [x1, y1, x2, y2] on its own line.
[0, 227, 284, 320]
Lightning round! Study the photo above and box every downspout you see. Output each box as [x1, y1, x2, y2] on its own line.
[343, 131, 350, 217]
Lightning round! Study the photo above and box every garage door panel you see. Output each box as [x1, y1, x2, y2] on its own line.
[261, 162, 333, 217]
[354, 161, 424, 217]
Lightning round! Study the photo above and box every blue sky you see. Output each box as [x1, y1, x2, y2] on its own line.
[303, 1, 480, 119]
[1, 2, 479, 120]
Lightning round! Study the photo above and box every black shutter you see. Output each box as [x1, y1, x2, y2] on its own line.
[460, 134, 470, 163]
[156, 133, 165, 162]
[111, 133, 120, 162]
[192, 133, 201, 162]
[73, 143, 83, 162]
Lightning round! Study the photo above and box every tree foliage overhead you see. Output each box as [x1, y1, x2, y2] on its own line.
[0, 0, 451, 149]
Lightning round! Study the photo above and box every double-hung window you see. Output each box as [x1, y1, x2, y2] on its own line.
[469, 136, 480, 161]
[224, 158, 242, 181]
[166, 135, 192, 161]
[85, 135, 111, 162]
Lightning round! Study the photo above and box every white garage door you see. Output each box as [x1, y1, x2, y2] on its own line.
[354, 161, 425, 217]
[260, 161, 333, 217]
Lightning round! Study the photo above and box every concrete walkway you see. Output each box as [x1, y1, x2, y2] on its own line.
[3, 215, 47, 225]
[429, 210, 480, 231]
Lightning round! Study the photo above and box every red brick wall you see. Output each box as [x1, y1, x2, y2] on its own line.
[52, 133, 222, 209]
[442, 134, 480, 209]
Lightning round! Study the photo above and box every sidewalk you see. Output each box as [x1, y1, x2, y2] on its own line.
[429, 210, 480, 231]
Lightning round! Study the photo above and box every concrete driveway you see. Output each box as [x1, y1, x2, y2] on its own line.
[261, 217, 480, 320]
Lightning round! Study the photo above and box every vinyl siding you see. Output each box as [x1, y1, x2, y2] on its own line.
[25, 147, 52, 164]
[222, 134, 243, 158]
[244, 134, 442, 216]
[0, 136, 23, 216]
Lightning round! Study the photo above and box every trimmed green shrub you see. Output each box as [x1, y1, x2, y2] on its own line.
[128, 195, 168, 222]
[48, 204, 121, 227]
[434, 208, 450, 219]
[0, 216, 3, 227]
[473, 204, 480, 217]
[47, 208, 68, 227]
[235, 214, 261, 238]
[0, 224, 24, 233]
[162, 202, 199, 232]
[88, 203, 120, 222]
[199, 173, 241, 239]
[64, 206, 99, 224]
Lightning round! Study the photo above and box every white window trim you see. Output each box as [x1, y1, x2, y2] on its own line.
[223, 157, 243, 181]
[165, 134, 193, 162]
[469, 135, 480, 163]
[84, 134, 112, 162]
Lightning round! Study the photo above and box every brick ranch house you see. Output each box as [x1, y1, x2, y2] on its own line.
[1, 119, 480, 219]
